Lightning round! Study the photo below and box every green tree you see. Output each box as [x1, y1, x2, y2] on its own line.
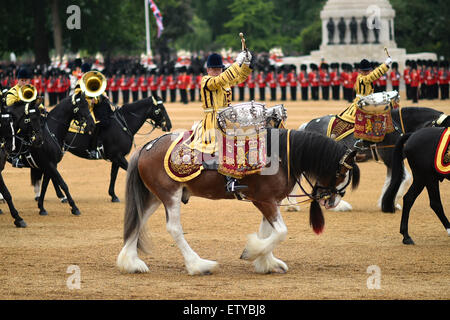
[218, 0, 281, 52]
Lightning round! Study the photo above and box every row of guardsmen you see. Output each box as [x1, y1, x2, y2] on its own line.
[1, 60, 448, 106]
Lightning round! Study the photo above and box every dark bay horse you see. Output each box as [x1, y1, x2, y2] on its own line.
[382, 127, 450, 244]
[117, 129, 360, 275]
[25, 93, 95, 216]
[0, 100, 44, 227]
[57, 96, 172, 202]
[298, 106, 449, 212]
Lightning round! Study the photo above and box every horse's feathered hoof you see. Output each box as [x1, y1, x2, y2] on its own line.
[39, 210, 48, 216]
[14, 219, 27, 228]
[71, 208, 81, 216]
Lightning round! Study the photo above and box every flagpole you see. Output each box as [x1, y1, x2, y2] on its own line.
[145, 0, 151, 55]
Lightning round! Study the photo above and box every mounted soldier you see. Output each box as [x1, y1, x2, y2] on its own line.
[336, 55, 393, 149]
[71, 64, 113, 159]
[5, 68, 45, 167]
[188, 49, 253, 193]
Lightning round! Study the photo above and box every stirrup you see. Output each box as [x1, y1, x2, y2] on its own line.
[87, 145, 104, 159]
[12, 157, 24, 168]
[353, 139, 368, 151]
[225, 177, 248, 193]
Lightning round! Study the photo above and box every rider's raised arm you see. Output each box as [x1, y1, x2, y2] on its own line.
[204, 63, 252, 91]
[359, 63, 389, 84]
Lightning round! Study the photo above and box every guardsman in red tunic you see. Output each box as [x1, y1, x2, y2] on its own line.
[139, 71, 148, 99]
[319, 63, 330, 100]
[277, 67, 287, 101]
[46, 71, 57, 106]
[177, 66, 188, 104]
[168, 70, 177, 103]
[159, 70, 168, 102]
[438, 60, 449, 100]
[404, 60, 411, 100]
[432, 61, 439, 99]
[330, 63, 340, 100]
[298, 64, 309, 101]
[247, 71, 256, 101]
[187, 68, 195, 102]
[237, 73, 246, 101]
[109, 71, 120, 104]
[287, 66, 297, 101]
[410, 61, 420, 103]
[267, 66, 277, 101]
[389, 62, 401, 92]
[120, 72, 131, 104]
[56, 71, 66, 103]
[308, 63, 319, 100]
[149, 70, 159, 98]
[130, 72, 140, 102]
[256, 70, 266, 101]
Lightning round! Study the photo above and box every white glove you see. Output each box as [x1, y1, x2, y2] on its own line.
[236, 51, 246, 65]
[385, 57, 392, 66]
[243, 51, 252, 65]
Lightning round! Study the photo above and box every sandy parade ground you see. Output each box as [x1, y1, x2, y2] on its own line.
[0, 92, 449, 301]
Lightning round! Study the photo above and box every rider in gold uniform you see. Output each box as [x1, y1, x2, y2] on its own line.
[190, 51, 252, 192]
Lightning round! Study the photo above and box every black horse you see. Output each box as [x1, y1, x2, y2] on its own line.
[41, 96, 172, 202]
[298, 106, 450, 212]
[25, 92, 95, 216]
[382, 127, 450, 244]
[0, 100, 44, 227]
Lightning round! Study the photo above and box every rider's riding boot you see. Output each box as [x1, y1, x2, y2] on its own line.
[225, 176, 248, 193]
[11, 156, 24, 168]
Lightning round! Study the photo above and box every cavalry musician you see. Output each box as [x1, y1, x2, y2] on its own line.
[337, 56, 392, 149]
[73, 63, 112, 159]
[189, 49, 252, 193]
[5, 68, 45, 167]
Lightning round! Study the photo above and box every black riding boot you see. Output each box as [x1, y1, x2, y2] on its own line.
[87, 127, 105, 159]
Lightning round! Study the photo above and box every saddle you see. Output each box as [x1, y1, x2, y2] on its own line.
[435, 128, 450, 175]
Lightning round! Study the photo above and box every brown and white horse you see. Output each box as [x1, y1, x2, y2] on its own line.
[117, 129, 360, 275]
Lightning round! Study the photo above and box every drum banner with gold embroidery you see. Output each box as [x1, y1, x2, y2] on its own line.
[354, 107, 395, 143]
[435, 128, 450, 175]
[217, 129, 268, 179]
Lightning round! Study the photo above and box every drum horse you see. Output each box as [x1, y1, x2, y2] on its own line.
[293, 91, 450, 212]
[117, 102, 360, 275]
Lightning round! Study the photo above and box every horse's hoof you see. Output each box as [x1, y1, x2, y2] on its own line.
[14, 219, 27, 228]
[71, 208, 81, 216]
[403, 237, 415, 245]
[60, 197, 68, 203]
[111, 196, 120, 203]
[39, 210, 48, 216]
[240, 249, 250, 260]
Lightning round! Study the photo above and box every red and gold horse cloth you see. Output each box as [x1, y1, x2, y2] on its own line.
[354, 107, 395, 143]
[435, 128, 450, 175]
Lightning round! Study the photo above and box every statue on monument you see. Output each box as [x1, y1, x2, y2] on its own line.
[338, 17, 346, 44]
[373, 16, 380, 44]
[327, 17, 335, 45]
[361, 16, 369, 44]
[350, 17, 358, 44]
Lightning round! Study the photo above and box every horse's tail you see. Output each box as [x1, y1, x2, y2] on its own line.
[310, 200, 325, 234]
[123, 149, 153, 254]
[381, 133, 412, 213]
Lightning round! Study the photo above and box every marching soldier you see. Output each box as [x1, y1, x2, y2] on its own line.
[277, 66, 287, 101]
[410, 61, 420, 103]
[109, 71, 120, 104]
[247, 71, 256, 101]
[187, 68, 195, 102]
[130, 71, 140, 102]
[159, 69, 168, 102]
[378, 65, 387, 92]
[177, 66, 188, 104]
[404, 60, 411, 100]
[266, 65, 277, 101]
[237, 74, 246, 101]
[150, 69, 159, 99]
[189, 51, 252, 193]
[168, 69, 177, 103]
[139, 70, 148, 99]
[298, 64, 309, 101]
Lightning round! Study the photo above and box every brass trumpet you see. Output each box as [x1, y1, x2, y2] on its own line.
[18, 84, 37, 103]
[80, 70, 107, 98]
